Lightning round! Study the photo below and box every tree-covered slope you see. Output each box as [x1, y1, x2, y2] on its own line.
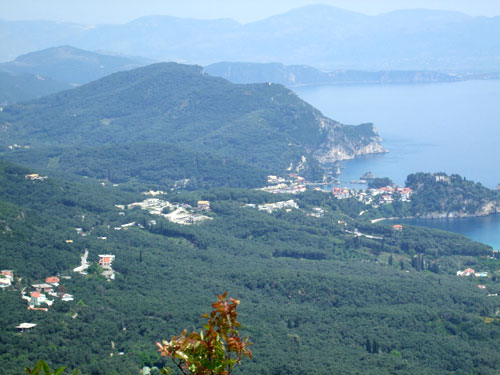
[0, 62, 384, 178]
[0, 71, 72, 105]
[2, 142, 269, 190]
[1, 159, 500, 374]
[407, 172, 500, 217]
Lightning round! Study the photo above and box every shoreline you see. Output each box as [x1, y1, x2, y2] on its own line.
[371, 211, 500, 224]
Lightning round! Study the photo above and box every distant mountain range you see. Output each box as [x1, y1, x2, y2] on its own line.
[1, 5, 500, 71]
[0, 45, 149, 85]
[205, 62, 465, 87]
[0, 62, 385, 179]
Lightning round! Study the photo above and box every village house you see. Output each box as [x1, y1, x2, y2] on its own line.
[30, 292, 47, 307]
[332, 188, 350, 199]
[16, 323, 37, 332]
[197, 201, 211, 210]
[380, 195, 394, 204]
[457, 268, 475, 276]
[98, 255, 115, 269]
[32, 283, 54, 293]
[25, 173, 48, 181]
[392, 224, 403, 231]
[45, 276, 59, 285]
[0, 270, 14, 288]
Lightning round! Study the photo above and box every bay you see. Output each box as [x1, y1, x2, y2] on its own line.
[295, 80, 500, 189]
[295, 80, 500, 247]
[401, 214, 500, 250]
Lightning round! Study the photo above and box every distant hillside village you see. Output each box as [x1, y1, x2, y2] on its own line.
[260, 173, 413, 208]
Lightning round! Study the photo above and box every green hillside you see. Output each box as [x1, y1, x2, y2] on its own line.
[2, 142, 269, 190]
[0, 71, 72, 105]
[1, 159, 499, 374]
[0, 62, 384, 179]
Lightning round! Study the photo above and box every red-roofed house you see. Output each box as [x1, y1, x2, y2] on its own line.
[98, 255, 115, 269]
[30, 292, 45, 306]
[1, 270, 14, 278]
[45, 276, 59, 285]
[457, 268, 475, 276]
[392, 224, 403, 231]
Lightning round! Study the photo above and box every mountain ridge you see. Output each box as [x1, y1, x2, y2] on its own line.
[1, 6, 499, 71]
[0, 62, 386, 178]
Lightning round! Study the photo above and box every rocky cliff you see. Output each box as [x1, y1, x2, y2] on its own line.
[312, 118, 387, 164]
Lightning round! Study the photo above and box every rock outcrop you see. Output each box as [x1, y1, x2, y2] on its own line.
[312, 117, 387, 164]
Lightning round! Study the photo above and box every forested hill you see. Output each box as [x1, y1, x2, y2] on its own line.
[0, 62, 385, 178]
[407, 172, 500, 218]
[0, 71, 72, 105]
[3, 142, 269, 190]
[1, 158, 500, 374]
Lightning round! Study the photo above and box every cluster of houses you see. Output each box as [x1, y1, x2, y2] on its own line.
[122, 198, 212, 225]
[24, 276, 74, 311]
[245, 199, 299, 214]
[332, 185, 413, 206]
[258, 174, 307, 194]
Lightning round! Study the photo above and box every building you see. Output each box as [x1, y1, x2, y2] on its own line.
[197, 201, 211, 210]
[98, 255, 115, 269]
[45, 276, 60, 285]
[457, 268, 475, 276]
[392, 224, 403, 231]
[30, 292, 46, 307]
[0, 270, 13, 288]
[16, 323, 37, 332]
[32, 283, 54, 293]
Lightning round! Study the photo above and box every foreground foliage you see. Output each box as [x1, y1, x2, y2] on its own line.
[157, 293, 251, 375]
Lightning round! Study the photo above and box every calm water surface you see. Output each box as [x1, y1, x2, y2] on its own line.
[295, 80, 500, 247]
[295, 80, 500, 189]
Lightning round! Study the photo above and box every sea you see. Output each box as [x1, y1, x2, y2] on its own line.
[295, 80, 500, 249]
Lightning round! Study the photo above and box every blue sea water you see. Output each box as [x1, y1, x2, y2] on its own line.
[295, 80, 500, 189]
[295, 80, 500, 248]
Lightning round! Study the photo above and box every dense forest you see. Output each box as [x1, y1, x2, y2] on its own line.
[1, 159, 500, 375]
[0, 62, 385, 180]
[406, 173, 500, 217]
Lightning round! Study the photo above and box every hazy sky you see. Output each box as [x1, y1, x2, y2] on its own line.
[2, 0, 500, 24]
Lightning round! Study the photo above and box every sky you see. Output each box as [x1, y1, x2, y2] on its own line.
[2, 0, 500, 24]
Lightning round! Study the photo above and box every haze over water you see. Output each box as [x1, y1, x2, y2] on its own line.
[296, 80, 500, 248]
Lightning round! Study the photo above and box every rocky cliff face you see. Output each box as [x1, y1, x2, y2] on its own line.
[418, 201, 500, 218]
[311, 116, 387, 164]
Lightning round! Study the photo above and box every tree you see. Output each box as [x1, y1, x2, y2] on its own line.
[156, 292, 252, 375]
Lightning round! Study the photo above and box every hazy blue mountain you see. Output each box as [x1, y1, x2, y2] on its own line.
[0, 46, 149, 85]
[0, 62, 384, 178]
[0, 71, 72, 105]
[1, 6, 500, 71]
[205, 62, 461, 87]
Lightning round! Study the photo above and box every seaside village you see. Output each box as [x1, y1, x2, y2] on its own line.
[259, 173, 413, 207]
